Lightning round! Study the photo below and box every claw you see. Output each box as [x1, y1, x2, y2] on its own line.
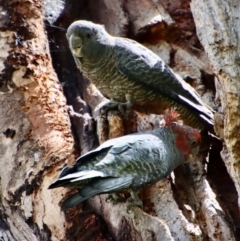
[100, 101, 119, 115]
[100, 96, 132, 116]
[127, 190, 143, 213]
[105, 193, 126, 204]
[118, 97, 132, 115]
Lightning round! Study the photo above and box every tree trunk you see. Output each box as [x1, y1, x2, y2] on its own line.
[0, 0, 74, 240]
[0, 0, 239, 240]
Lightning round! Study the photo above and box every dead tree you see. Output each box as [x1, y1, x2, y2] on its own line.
[0, 0, 239, 240]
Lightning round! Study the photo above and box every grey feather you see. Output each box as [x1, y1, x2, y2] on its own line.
[62, 177, 133, 209]
[66, 20, 214, 130]
[49, 123, 201, 209]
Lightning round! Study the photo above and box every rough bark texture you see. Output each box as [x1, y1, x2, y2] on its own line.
[0, 0, 74, 240]
[0, 0, 239, 240]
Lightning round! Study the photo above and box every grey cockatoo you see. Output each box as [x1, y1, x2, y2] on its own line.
[49, 111, 201, 210]
[66, 20, 214, 131]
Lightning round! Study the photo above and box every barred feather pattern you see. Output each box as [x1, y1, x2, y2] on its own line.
[67, 20, 214, 130]
[49, 124, 201, 201]
[81, 51, 204, 128]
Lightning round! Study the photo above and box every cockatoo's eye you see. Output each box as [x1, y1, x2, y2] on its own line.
[170, 122, 178, 127]
[86, 33, 91, 38]
[191, 140, 197, 147]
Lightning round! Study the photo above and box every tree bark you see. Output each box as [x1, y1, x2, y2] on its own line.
[0, 0, 239, 240]
[0, 0, 74, 240]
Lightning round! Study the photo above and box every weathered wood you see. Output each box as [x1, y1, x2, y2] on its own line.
[191, 0, 240, 191]
[0, 0, 239, 240]
[0, 0, 74, 240]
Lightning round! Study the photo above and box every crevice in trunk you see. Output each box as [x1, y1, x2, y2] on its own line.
[207, 140, 240, 240]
